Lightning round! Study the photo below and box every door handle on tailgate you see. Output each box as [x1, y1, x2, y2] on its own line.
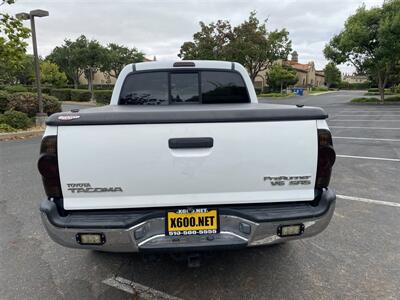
[168, 137, 214, 149]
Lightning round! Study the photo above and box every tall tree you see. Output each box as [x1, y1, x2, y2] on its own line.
[179, 20, 232, 60]
[178, 12, 292, 83]
[0, 0, 30, 83]
[266, 64, 298, 92]
[102, 43, 145, 78]
[227, 12, 292, 82]
[324, 0, 400, 102]
[47, 38, 86, 89]
[323, 63, 341, 88]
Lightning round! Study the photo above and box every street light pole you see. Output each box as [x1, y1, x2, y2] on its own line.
[30, 15, 44, 116]
[16, 9, 49, 127]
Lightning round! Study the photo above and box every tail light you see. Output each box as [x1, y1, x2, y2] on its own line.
[315, 129, 336, 189]
[38, 135, 62, 199]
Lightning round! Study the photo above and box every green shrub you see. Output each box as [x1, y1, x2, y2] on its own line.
[6, 92, 62, 117]
[30, 86, 52, 94]
[340, 82, 370, 90]
[94, 90, 112, 105]
[259, 92, 294, 98]
[0, 110, 31, 129]
[351, 96, 400, 103]
[312, 86, 329, 92]
[4, 85, 29, 93]
[0, 123, 17, 133]
[386, 96, 400, 102]
[70, 89, 91, 102]
[51, 88, 72, 101]
[43, 94, 63, 115]
[368, 88, 379, 93]
[0, 91, 8, 113]
[94, 84, 114, 90]
[254, 88, 262, 95]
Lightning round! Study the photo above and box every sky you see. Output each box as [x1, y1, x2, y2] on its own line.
[2, 0, 384, 74]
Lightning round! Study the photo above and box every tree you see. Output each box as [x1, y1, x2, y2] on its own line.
[40, 61, 68, 87]
[102, 43, 145, 78]
[324, 0, 400, 102]
[47, 35, 108, 96]
[0, 1, 30, 83]
[179, 20, 233, 60]
[80, 37, 108, 100]
[323, 63, 341, 88]
[266, 64, 298, 92]
[227, 12, 292, 83]
[14, 54, 35, 85]
[47, 38, 86, 89]
[179, 12, 292, 83]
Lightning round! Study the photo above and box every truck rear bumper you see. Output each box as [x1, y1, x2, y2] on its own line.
[40, 189, 335, 253]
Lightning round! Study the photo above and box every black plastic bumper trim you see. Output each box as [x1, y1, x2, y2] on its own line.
[40, 188, 336, 229]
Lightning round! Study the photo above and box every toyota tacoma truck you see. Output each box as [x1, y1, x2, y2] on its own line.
[38, 60, 336, 253]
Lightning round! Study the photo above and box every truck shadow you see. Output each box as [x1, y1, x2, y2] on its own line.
[90, 242, 313, 299]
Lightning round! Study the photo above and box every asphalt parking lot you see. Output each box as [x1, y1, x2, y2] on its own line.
[0, 91, 399, 299]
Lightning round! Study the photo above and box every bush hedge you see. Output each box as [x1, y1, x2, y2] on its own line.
[94, 90, 112, 105]
[6, 92, 61, 117]
[351, 96, 400, 103]
[0, 123, 17, 133]
[4, 85, 29, 93]
[0, 110, 31, 129]
[312, 86, 329, 92]
[70, 89, 91, 102]
[0, 91, 8, 113]
[51, 88, 72, 101]
[339, 82, 370, 90]
[29, 86, 52, 95]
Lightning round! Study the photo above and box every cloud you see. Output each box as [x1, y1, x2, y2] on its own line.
[2, 0, 384, 73]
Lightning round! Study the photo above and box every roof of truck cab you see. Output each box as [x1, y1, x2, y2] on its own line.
[134, 60, 234, 71]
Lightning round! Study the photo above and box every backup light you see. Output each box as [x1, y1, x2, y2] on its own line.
[76, 233, 105, 245]
[277, 224, 304, 237]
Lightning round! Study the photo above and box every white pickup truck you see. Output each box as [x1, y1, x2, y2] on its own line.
[38, 60, 336, 254]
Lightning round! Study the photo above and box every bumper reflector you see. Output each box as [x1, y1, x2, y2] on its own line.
[277, 224, 304, 237]
[76, 233, 105, 245]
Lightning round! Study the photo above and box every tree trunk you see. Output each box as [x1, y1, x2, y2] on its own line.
[88, 68, 94, 101]
[280, 81, 283, 94]
[378, 72, 385, 104]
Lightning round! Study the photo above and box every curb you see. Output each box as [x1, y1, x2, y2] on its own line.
[0, 129, 44, 141]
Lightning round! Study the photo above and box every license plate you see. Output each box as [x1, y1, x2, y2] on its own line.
[166, 208, 219, 236]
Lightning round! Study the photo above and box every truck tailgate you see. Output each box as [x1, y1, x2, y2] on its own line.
[58, 120, 318, 210]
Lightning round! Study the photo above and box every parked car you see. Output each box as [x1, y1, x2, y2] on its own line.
[38, 60, 336, 254]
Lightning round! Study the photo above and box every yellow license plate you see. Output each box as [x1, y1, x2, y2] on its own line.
[166, 208, 219, 236]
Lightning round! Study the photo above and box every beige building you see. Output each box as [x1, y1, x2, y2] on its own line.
[79, 56, 156, 85]
[254, 51, 325, 89]
[342, 74, 368, 84]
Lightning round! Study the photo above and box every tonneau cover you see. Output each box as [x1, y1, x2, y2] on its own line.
[47, 103, 328, 126]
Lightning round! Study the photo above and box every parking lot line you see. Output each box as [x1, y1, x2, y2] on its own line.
[333, 136, 400, 142]
[330, 126, 400, 130]
[337, 195, 400, 208]
[103, 276, 182, 299]
[341, 110, 400, 113]
[328, 119, 400, 122]
[337, 154, 400, 162]
[336, 115, 400, 117]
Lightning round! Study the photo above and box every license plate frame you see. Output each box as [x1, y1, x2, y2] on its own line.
[165, 208, 219, 236]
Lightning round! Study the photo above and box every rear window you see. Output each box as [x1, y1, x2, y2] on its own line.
[119, 70, 249, 105]
[119, 72, 169, 105]
[201, 71, 249, 104]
